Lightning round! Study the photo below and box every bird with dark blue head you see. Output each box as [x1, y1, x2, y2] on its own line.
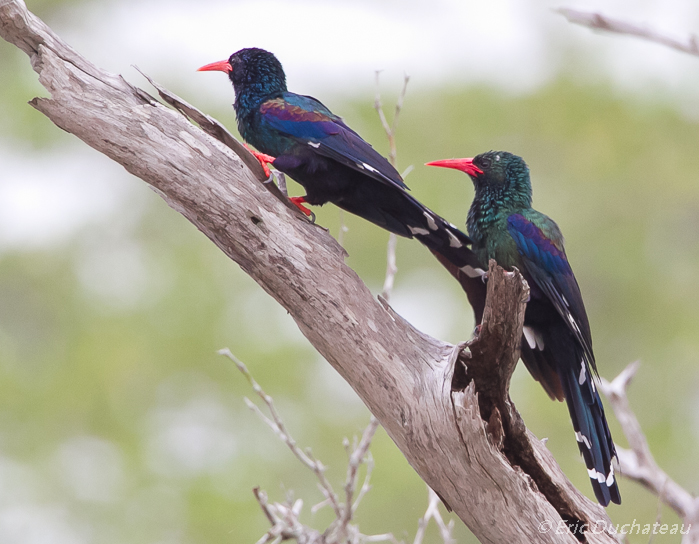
[427, 151, 621, 506]
[198, 48, 476, 267]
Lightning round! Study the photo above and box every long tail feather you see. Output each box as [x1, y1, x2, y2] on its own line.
[560, 357, 621, 505]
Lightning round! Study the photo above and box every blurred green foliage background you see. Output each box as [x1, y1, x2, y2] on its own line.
[1, 1, 698, 543]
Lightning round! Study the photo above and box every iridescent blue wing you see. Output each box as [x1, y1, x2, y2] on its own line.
[507, 213, 595, 371]
[259, 93, 407, 190]
[508, 213, 620, 505]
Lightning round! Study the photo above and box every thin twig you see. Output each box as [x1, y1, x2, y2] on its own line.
[374, 72, 410, 302]
[599, 362, 699, 543]
[413, 487, 455, 544]
[374, 72, 394, 161]
[253, 487, 290, 544]
[342, 416, 380, 526]
[220, 348, 343, 519]
[221, 349, 396, 544]
[381, 234, 398, 300]
[373, 72, 410, 165]
[558, 8, 699, 58]
[352, 452, 375, 514]
[401, 165, 414, 179]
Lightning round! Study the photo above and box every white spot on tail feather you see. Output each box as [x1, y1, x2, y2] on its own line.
[408, 226, 430, 236]
[523, 326, 545, 351]
[523, 326, 544, 351]
[523, 327, 536, 350]
[588, 468, 606, 484]
[575, 431, 592, 450]
[356, 161, 378, 173]
[308, 141, 320, 148]
[587, 466, 615, 487]
[567, 312, 581, 333]
[446, 230, 462, 248]
[460, 265, 486, 278]
[423, 212, 439, 231]
[579, 360, 587, 385]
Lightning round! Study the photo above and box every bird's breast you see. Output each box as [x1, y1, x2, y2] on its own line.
[468, 226, 521, 273]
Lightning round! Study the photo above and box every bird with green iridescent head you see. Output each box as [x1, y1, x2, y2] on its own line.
[427, 151, 621, 506]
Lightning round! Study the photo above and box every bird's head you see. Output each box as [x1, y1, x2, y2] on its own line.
[198, 47, 287, 96]
[426, 151, 531, 204]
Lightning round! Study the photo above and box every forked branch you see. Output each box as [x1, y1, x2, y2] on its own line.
[600, 364, 699, 544]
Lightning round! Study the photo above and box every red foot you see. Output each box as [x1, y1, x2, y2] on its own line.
[289, 196, 313, 217]
[244, 144, 275, 178]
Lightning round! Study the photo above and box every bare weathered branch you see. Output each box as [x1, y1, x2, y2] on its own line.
[253, 486, 323, 544]
[558, 8, 699, 58]
[413, 488, 455, 544]
[230, 353, 394, 543]
[342, 417, 380, 525]
[222, 349, 344, 519]
[0, 1, 620, 541]
[600, 363, 699, 544]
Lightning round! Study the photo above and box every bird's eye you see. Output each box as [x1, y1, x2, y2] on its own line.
[479, 158, 491, 169]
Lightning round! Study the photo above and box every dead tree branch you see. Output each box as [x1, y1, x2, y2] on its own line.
[558, 8, 699, 58]
[222, 349, 344, 519]
[0, 0, 619, 541]
[557, 8, 699, 541]
[224, 348, 388, 543]
[600, 363, 699, 544]
[229, 349, 461, 544]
